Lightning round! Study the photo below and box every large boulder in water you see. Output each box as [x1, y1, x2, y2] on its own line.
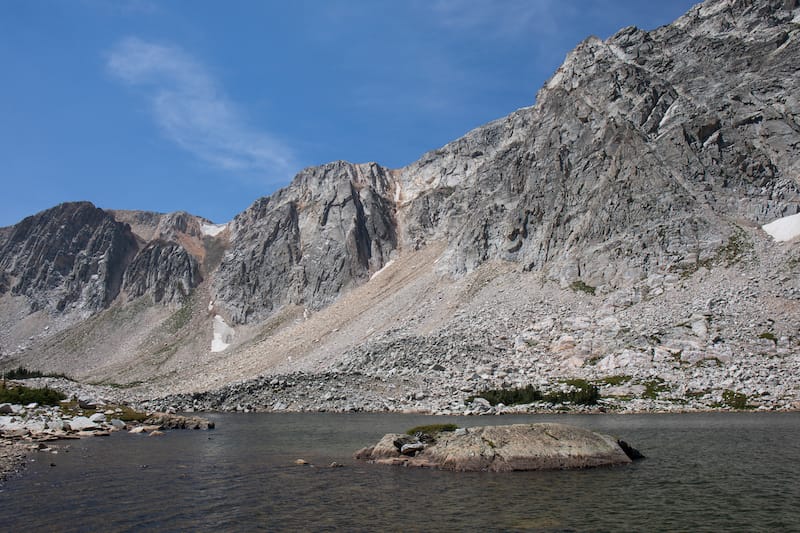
[354, 423, 641, 472]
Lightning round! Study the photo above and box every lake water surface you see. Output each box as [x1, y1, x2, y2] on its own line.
[1, 412, 798, 531]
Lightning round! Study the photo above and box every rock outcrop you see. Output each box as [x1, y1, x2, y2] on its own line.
[354, 423, 639, 471]
[0, 202, 217, 319]
[398, 0, 800, 287]
[213, 161, 397, 324]
[122, 240, 201, 304]
[0, 202, 138, 313]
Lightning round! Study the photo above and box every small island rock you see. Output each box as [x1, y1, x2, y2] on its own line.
[354, 423, 641, 472]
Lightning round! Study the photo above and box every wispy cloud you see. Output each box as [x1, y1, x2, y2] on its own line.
[429, 0, 565, 38]
[107, 37, 294, 177]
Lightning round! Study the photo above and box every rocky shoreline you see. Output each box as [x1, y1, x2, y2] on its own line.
[0, 383, 213, 486]
[17, 372, 800, 418]
[1, 369, 795, 486]
[0, 440, 29, 485]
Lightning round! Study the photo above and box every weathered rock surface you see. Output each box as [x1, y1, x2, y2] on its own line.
[354, 423, 637, 471]
[398, 0, 800, 287]
[0, 202, 138, 313]
[122, 240, 201, 304]
[213, 161, 397, 324]
[0, 394, 213, 447]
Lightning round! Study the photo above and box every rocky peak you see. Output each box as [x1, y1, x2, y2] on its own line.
[394, 0, 800, 286]
[215, 161, 397, 324]
[0, 202, 138, 312]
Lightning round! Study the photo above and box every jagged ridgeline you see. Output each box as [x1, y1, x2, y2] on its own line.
[0, 0, 798, 409]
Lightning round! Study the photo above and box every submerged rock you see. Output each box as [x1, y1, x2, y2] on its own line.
[354, 423, 641, 472]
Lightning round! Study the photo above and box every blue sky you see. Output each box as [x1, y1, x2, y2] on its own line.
[0, 0, 697, 227]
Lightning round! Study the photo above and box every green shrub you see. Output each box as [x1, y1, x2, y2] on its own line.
[641, 378, 669, 400]
[2, 366, 70, 380]
[569, 280, 596, 295]
[406, 423, 458, 436]
[0, 383, 66, 406]
[470, 381, 600, 407]
[721, 390, 750, 410]
[3, 366, 44, 379]
[597, 375, 632, 386]
[469, 385, 542, 406]
[758, 332, 778, 345]
[545, 379, 600, 405]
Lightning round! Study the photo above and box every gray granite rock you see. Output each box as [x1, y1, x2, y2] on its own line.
[355, 423, 637, 471]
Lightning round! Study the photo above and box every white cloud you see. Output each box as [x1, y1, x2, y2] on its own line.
[107, 37, 294, 177]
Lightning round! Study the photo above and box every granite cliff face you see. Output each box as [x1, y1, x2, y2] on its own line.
[397, 0, 800, 287]
[122, 241, 200, 304]
[0, 202, 210, 322]
[0, 202, 138, 313]
[1, 0, 798, 412]
[213, 161, 397, 324]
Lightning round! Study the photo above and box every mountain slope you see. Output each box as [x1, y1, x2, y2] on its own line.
[1, 0, 799, 412]
[397, 0, 799, 286]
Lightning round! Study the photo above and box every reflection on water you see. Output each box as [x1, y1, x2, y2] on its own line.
[1, 412, 798, 531]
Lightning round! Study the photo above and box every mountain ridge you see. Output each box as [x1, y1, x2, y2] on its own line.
[1, 0, 799, 414]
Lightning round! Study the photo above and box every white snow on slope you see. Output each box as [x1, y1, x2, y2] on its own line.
[369, 260, 395, 280]
[211, 315, 235, 352]
[202, 223, 227, 237]
[762, 213, 800, 242]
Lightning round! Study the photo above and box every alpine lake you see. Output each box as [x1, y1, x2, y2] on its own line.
[1, 411, 798, 532]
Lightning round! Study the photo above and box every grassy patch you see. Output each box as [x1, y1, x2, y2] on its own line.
[569, 280, 596, 296]
[641, 378, 670, 400]
[597, 375, 632, 386]
[0, 382, 66, 406]
[59, 400, 148, 422]
[675, 227, 754, 277]
[103, 380, 145, 390]
[164, 297, 194, 334]
[758, 332, 778, 345]
[721, 389, 751, 410]
[716, 228, 753, 267]
[2, 366, 71, 380]
[406, 423, 458, 436]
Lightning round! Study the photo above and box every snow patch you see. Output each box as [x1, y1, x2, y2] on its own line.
[762, 213, 800, 242]
[201, 223, 227, 237]
[370, 260, 395, 280]
[211, 315, 235, 352]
